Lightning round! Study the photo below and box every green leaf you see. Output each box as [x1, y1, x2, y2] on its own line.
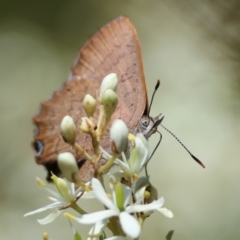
[74, 231, 83, 240]
[165, 230, 174, 240]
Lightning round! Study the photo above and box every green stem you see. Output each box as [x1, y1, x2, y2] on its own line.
[98, 153, 118, 173]
[99, 115, 111, 138]
[70, 202, 87, 214]
[74, 143, 92, 161]
[108, 216, 125, 236]
[96, 105, 105, 140]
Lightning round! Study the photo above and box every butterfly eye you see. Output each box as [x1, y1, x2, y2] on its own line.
[33, 140, 43, 155]
[140, 116, 150, 128]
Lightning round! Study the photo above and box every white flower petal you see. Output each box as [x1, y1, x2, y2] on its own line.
[105, 237, 126, 240]
[115, 159, 130, 175]
[91, 178, 116, 210]
[87, 220, 107, 239]
[136, 133, 148, 149]
[24, 202, 64, 216]
[121, 152, 128, 164]
[48, 197, 59, 202]
[135, 136, 149, 169]
[127, 136, 149, 174]
[70, 182, 75, 195]
[99, 146, 112, 159]
[158, 208, 174, 218]
[73, 187, 82, 198]
[110, 171, 125, 183]
[123, 186, 131, 208]
[134, 186, 146, 204]
[76, 209, 117, 224]
[37, 209, 61, 224]
[119, 212, 141, 238]
[129, 142, 142, 173]
[75, 182, 94, 199]
[127, 197, 164, 213]
[44, 187, 63, 200]
[80, 191, 96, 199]
[69, 218, 77, 234]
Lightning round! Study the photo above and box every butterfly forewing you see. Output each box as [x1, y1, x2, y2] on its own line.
[33, 16, 148, 180]
[70, 16, 148, 128]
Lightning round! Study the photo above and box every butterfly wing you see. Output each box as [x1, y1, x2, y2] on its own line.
[33, 16, 148, 180]
[70, 16, 148, 129]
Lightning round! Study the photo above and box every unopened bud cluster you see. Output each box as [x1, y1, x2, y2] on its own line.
[58, 73, 125, 183]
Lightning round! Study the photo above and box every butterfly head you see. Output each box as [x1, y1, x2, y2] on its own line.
[138, 114, 164, 139]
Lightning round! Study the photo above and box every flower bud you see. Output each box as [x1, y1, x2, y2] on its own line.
[43, 232, 49, 240]
[110, 119, 128, 154]
[83, 94, 97, 117]
[80, 117, 95, 133]
[51, 175, 74, 202]
[100, 89, 118, 116]
[57, 152, 80, 183]
[60, 115, 76, 145]
[100, 73, 118, 98]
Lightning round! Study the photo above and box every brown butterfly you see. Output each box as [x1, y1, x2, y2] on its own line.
[32, 16, 163, 182]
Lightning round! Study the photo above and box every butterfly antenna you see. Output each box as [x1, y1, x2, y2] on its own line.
[145, 130, 162, 177]
[148, 80, 160, 117]
[160, 123, 205, 168]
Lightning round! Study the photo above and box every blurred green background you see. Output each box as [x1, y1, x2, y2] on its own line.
[0, 0, 239, 239]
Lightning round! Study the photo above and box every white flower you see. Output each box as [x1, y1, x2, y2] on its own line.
[134, 183, 173, 219]
[24, 177, 93, 224]
[74, 178, 164, 239]
[116, 133, 149, 177]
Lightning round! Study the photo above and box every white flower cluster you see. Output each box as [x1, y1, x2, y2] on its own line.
[25, 73, 173, 240]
